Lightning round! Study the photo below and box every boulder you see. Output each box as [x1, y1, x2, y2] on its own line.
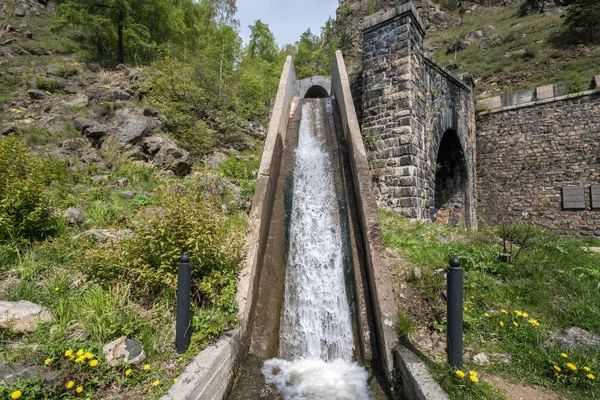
[62, 207, 84, 225]
[36, 114, 65, 135]
[83, 123, 110, 138]
[546, 327, 600, 349]
[0, 300, 53, 333]
[102, 336, 146, 367]
[1, 125, 17, 136]
[143, 136, 192, 176]
[27, 89, 46, 100]
[114, 110, 153, 145]
[0, 363, 59, 385]
[14, 7, 26, 17]
[79, 148, 101, 164]
[73, 117, 96, 133]
[206, 152, 227, 169]
[113, 89, 131, 101]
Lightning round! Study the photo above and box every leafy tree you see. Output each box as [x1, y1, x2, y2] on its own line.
[53, 0, 203, 64]
[293, 19, 340, 79]
[248, 20, 278, 62]
[562, 0, 600, 43]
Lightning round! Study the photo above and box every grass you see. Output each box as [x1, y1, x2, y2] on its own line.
[425, 3, 600, 97]
[380, 211, 600, 399]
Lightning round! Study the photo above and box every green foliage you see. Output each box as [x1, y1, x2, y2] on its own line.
[562, 0, 600, 43]
[433, 365, 506, 399]
[397, 311, 415, 337]
[56, 65, 79, 78]
[367, 0, 376, 16]
[83, 188, 243, 305]
[381, 211, 600, 398]
[293, 18, 340, 79]
[217, 150, 261, 201]
[247, 20, 278, 63]
[0, 137, 59, 244]
[35, 75, 64, 93]
[53, 0, 213, 64]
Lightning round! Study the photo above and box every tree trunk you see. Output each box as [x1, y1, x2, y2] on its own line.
[117, 9, 124, 64]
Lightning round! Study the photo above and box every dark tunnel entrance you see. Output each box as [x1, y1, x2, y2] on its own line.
[433, 130, 468, 227]
[303, 85, 329, 98]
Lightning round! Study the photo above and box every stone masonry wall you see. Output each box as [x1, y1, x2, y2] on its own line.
[362, 3, 476, 226]
[477, 92, 600, 237]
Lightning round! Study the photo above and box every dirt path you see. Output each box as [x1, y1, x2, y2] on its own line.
[484, 375, 563, 400]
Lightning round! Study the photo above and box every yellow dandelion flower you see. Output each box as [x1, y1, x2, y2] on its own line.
[143, 364, 150, 370]
[85, 352, 94, 359]
[89, 359, 98, 367]
[66, 380, 75, 389]
[501, 309, 508, 314]
[587, 374, 595, 380]
[125, 368, 132, 376]
[553, 365, 561, 372]
[54, 287, 59, 291]
[469, 370, 478, 377]
[514, 311, 523, 317]
[528, 319, 540, 327]
[178, 357, 183, 362]
[522, 312, 529, 318]
[76, 386, 83, 393]
[44, 358, 52, 366]
[561, 353, 568, 358]
[75, 355, 86, 363]
[500, 321, 505, 327]
[470, 375, 479, 383]
[456, 370, 466, 378]
[76, 349, 84, 356]
[45, 91, 52, 95]
[11, 391, 22, 399]
[566, 363, 577, 371]
[484, 313, 490, 317]
[153, 380, 160, 387]
[513, 321, 519, 327]
[65, 349, 73, 357]
[69, 355, 74, 360]
[173, 378, 178, 384]
[583, 366, 591, 372]
[464, 307, 468, 311]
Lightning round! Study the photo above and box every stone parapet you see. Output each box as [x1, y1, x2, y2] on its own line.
[477, 76, 599, 112]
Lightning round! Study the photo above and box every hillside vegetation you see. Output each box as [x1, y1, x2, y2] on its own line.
[425, 1, 600, 97]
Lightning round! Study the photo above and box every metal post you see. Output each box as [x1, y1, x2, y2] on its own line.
[176, 254, 191, 354]
[447, 257, 463, 369]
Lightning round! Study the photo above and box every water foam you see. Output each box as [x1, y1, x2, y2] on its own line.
[262, 358, 370, 400]
[263, 99, 370, 400]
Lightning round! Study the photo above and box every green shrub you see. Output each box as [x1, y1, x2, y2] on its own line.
[56, 65, 79, 78]
[217, 151, 261, 201]
[35, 76, 64, 93]
[0, 137, 59, 244]
[84, 188, 244, 307]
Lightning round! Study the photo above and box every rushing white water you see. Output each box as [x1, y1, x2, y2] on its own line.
[263, 100, 370, 400]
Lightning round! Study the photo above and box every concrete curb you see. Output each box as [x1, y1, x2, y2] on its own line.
[394, 347, 449, 400]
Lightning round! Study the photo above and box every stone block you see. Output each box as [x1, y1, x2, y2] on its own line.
[477, 96, 501, 110]
[536, 85, 554, 100]
[593, 76, 600, 89]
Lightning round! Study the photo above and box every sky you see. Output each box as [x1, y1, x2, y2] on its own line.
[236, 0, 339, 47]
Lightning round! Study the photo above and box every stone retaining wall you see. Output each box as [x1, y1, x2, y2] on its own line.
[477, 90, 600, 237]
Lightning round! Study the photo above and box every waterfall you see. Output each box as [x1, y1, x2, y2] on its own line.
[262, 100, 370, 400]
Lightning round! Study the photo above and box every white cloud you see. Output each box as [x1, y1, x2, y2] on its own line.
[237, 0, 339, 46]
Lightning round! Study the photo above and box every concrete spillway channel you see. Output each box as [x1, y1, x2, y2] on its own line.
[229, 53, 396, 399]
[160, 51, 403, 400]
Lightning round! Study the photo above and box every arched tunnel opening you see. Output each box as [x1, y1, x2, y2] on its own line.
[303, 85, 329, 98]
[433, 130, 468, 227]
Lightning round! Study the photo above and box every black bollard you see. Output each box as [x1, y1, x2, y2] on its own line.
[176, 254, 191, 354]
[447, 257, 463, 369]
